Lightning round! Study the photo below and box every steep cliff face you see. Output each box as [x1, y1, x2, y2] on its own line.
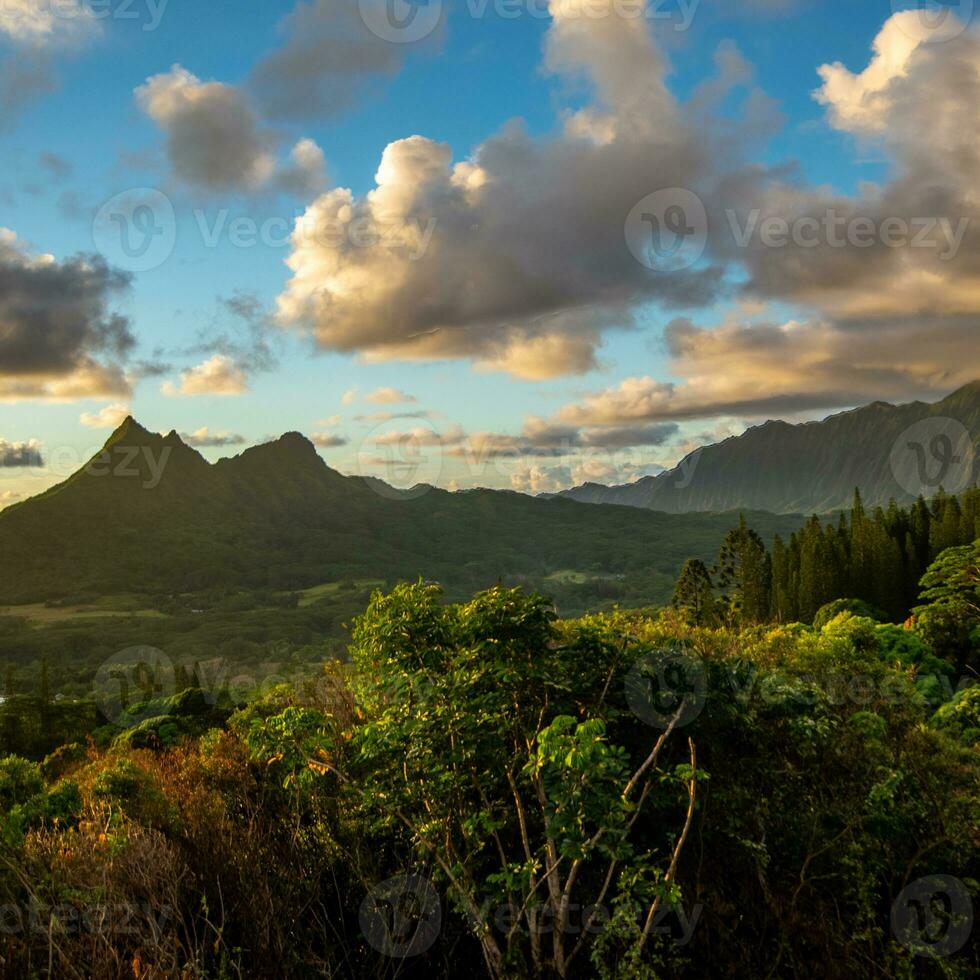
[558, 383, 980, 514]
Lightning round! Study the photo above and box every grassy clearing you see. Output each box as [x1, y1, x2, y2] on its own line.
[295, 580, 384, 607]
[0, 603, 169, 625]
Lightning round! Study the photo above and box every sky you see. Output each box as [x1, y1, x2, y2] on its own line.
[0, 0, 978, 504]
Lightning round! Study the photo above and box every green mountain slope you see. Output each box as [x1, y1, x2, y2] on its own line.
[0, 418, 803, 604]
[557, 382, 980, 514]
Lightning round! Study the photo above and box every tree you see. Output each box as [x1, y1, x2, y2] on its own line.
[914, 541, 980, 670]
[714, 516, 772, 624]
[672, 559, 715, 625]
[39, 659, 49, 704]
[338, 582, 702, 979]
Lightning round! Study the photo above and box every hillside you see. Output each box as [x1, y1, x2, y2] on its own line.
[0, 418, 803, 605]
[557, 382, 980, 514]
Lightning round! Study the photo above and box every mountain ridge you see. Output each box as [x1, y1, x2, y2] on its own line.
[0, 419, 803, 604]
[554, 382, 980, 514]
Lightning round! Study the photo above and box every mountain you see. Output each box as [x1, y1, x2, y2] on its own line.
[0, 418, 804, 605]
[556, 382, 980, 515]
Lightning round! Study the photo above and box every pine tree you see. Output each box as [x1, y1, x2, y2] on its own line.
[715, 516, 772, 624]
[672, 559, 716, 625]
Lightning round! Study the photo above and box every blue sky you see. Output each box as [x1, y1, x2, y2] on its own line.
[0, 0, 977, 501]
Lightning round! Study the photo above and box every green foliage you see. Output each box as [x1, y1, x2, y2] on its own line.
[0, 754, 43, 812]
[813, 598, 887, 630]
[931, 686, 980, 746]
[914, 541, 980, 666]
[0, 582, 977, 977]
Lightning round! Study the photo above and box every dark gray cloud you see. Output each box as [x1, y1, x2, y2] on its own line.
[311, 432, 349, 448]
[0, 439, 42, 467]
[0, 230, 133, 400]
[250, 0, 440, 120]
[0, 50, 57, 125]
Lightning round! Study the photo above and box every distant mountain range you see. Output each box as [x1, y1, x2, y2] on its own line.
[0, 419, 801, 605]
[555, 382, 980, 515]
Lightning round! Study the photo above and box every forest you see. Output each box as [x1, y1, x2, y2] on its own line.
[0, 490, 975, 978]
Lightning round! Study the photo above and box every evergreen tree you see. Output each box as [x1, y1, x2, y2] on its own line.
[672, 559, 716, 625]
[715, 516, 772, 624]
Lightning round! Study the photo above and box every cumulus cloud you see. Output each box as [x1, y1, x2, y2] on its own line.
[275, 0, 755, 378]
[0, 228, 133, 402]
[365, 387, 417, 405]
[276, 137, 328, 196]
[79, 403, 130, 429]
[546, 313, 980, 427]
[311, 432, 349, 448]
[250, 0, 441, 120]
[0, 0, 98, 48]
[136, 65, 326, 194]
[0, 490, 21, 509]
[721, 13, 980, 320]
[528, 11, 980, 430]
[161, 355, 248, 397]
[273, 4, 978, 409]
[0, 1, 100, 125]
[180, 427, 247, 447]
[0, 438, 42, 467]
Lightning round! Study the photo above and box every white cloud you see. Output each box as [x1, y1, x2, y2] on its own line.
[0, 0, 98, 48]
[79, 403, 130, 429]
[180, 427, 247, 447]
[365, 387, 417, 405]
[275, 0, 741, 378]
[162, 355, 248, 397]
